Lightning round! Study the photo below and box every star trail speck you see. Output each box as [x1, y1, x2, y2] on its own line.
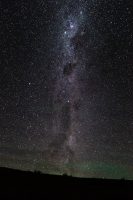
[0, 0, 133, 179]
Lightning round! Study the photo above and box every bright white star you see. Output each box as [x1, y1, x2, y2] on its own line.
[70, 24, 74, 29]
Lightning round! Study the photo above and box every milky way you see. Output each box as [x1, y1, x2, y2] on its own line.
[51, 1, 87, 164]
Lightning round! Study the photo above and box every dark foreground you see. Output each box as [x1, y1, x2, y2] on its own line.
[0, 167, 133, 199]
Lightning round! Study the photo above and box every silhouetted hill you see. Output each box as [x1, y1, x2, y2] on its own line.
[0, 167, 133, 199]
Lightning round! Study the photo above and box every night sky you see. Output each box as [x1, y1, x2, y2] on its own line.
[0, 0, 133, 179]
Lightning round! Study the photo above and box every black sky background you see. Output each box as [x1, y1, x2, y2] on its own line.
[0, 0, 133, 178]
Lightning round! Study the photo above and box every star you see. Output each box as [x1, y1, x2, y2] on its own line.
[80, 11, 83, 15]
[70, 23, 74, 29]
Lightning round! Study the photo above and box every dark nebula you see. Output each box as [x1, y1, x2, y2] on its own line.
[63, 61, 77, 76]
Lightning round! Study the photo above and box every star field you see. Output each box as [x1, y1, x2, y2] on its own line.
[0, 0, 133, 179]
